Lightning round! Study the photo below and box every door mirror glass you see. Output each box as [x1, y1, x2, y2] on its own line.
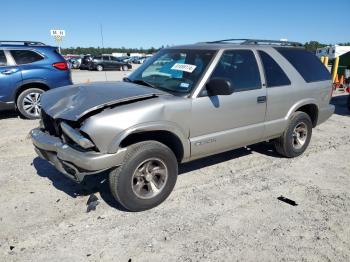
[206, 78, 234, 96]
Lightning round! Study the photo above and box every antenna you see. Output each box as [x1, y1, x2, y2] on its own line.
[100, 24, 107, 81]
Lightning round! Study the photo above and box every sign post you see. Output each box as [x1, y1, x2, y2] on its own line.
[50, 29, 65, 54]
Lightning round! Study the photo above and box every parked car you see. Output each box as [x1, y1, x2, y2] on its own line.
[68, 57, 81, 69]
[119, 56, 133, 63]
[134, 56, 147, 64]
[0, 41, 72, 119]
[30, 39, 334, 211]
[88, 55, 132, 71]
[79, 55, 92, 70]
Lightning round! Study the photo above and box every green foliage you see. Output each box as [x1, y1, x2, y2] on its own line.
[303, 41, 328, 52]
[61, 41, 350, 55]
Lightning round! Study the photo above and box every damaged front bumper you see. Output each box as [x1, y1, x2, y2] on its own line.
[30, 128, 126, 182]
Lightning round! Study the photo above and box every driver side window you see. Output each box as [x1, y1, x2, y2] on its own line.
[202, 50, 261, 96]
[0, 51, 7, 67]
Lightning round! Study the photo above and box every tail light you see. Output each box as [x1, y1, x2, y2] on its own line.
[52, 62, 68, 70]
[346, 87, 350, 93]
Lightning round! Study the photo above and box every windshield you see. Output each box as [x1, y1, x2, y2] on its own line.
[127, 49, 216, 94]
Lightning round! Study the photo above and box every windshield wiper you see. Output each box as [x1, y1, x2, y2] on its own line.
[123, 77, 156, 88]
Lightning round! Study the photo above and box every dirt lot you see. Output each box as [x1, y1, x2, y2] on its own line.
[0, 72, 349, 261]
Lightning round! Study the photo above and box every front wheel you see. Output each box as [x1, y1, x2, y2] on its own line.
[17, 88, 44, 119]
[273, 111, 312, 158]
[96, 65, 104, 71]
[109, 141, 178, 211]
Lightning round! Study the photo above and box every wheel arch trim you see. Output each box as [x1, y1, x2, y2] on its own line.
[107, 121, 190, 162]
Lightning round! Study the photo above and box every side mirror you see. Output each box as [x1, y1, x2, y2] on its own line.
[206, 78, 234, 96]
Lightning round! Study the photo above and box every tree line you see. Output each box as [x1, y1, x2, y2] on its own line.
[61, 46, 159, 55]
[61, 42, 350, 55]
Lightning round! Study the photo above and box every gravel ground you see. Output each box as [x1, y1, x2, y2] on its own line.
[0, 72, 349, 261]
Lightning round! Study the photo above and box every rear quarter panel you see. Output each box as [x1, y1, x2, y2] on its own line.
[262, 48, 332, 139]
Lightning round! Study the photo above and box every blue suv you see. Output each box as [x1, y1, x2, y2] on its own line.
[0, 41, 72, 119]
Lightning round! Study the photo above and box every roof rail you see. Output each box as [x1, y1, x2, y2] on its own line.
[205, 39, 303, 47]
[0, 41, 46, 46]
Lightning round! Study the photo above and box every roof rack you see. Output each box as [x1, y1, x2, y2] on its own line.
[204, 39, 303, 47]
[0, 41, 46, 46]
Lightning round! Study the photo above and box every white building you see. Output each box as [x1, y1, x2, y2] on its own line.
[112, 52, 127, 57]
[316, 45, 350, 59]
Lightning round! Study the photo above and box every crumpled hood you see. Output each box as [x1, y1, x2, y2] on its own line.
[41, 81, 168, 121]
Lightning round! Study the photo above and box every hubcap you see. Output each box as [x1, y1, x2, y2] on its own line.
[22, 92, 42, 117]
[131, 158, 168, 199]
[292, 122, 308, 149]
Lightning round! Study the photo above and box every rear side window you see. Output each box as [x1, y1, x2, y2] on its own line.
[276, 48, 331, 83]
[258, 51, 291, 87]
[102, 56, 110, 61]
[11, 50, 43, 65]
[0, 51, 7, 66]
[211, 50, 261, 92]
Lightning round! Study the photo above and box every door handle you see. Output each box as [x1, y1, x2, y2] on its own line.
[1, 68, 19, 75]
[257, 96, 267, 103]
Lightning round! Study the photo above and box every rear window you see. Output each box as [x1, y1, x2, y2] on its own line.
[11, 50, 44, 65]
[276, 48, 331, 83]
[258, 50, 291, 87]
[0, 50, 7, 66]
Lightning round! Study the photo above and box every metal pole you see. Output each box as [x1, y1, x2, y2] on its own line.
[320, 56, 325, 63]
[324, 56, 329, 67]
[332, 56, 340, 83]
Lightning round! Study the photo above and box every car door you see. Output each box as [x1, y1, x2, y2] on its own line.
[0, 50, 22, 103]
[256, 50, 294, 139]
[110, 56, 122, 69]
[190, 49, 267, 159]
[102, 56, 111, 69]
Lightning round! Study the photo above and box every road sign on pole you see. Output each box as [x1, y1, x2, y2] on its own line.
[50, 29, 65, 54]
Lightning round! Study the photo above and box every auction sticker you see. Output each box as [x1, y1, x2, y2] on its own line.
[171, 63, 197, 73]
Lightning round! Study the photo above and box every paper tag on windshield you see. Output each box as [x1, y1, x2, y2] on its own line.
[171, 63, 197, 73]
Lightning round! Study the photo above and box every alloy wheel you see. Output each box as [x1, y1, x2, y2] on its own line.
[22, 92, 42, 118]
[131, 158, 168, 199]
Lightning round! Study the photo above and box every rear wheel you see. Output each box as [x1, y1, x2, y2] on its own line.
[109, 141, 178, 211]
[273, 111, 312, 158]
[17, 88, 44, 119]
[96, 65, 104, 71]
[122, 65, 128, 71]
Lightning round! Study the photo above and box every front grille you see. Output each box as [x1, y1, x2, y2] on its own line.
[41, 109, 61, 137]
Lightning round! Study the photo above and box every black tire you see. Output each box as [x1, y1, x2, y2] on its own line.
[109, 141, 178, 211]
[122, 65, 128, 71]
[96, 65, 104, 71]
[17, 88, 44, 119]
[273, 111, 312, 158]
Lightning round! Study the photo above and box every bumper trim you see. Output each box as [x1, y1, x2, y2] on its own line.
[317, 104, 335, 126]
[0, 101, 15, 111]
[31, 128, 126, 182]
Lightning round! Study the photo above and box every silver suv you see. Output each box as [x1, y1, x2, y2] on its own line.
[30, 39, 334, 211]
